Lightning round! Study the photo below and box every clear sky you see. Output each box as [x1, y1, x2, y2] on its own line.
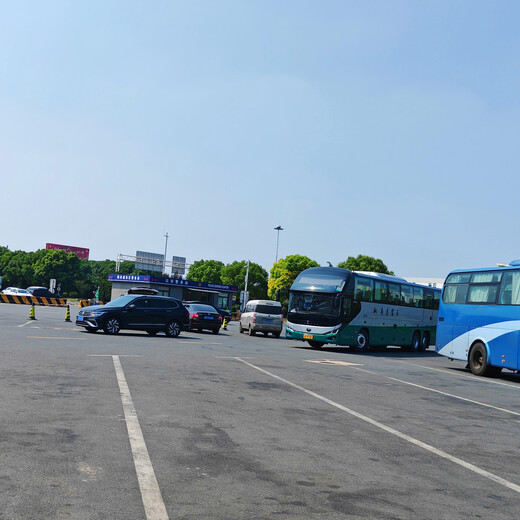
[2, 1, 519, 278]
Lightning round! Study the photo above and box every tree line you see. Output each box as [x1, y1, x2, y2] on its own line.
[0, 247, 392, 307]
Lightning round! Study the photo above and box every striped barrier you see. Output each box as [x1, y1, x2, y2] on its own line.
[79, 300, 104, 308]
[0, 294, 67, 307]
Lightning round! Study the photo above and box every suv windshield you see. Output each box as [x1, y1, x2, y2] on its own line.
[104, 295, 137, 307]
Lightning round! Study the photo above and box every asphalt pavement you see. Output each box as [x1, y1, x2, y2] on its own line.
[1, 303, 519, 519]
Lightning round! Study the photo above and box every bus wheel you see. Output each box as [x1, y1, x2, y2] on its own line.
[353, 329, 369, 352]
[420, 332, 430, 352]
[409, 331, 421, 352]
[308, 340, 324, 349]
[469, 342, 501, 377]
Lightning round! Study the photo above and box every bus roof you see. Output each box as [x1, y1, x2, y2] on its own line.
[447, 262, 520, 276]
[290, 267, 429, 293]
[353, 271, 408, 283]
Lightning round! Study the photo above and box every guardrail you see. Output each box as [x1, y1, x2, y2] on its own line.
[0, 294, 67, 307]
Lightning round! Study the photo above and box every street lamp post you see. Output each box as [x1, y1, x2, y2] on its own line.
[241, 260, 250, 312]
[163, 232, 169, 274]
[274, 225, 283, 263]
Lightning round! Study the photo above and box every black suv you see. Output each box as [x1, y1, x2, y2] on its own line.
[76, 295, 189, 337]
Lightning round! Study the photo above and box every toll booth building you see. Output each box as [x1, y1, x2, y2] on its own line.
[108, 274, 237, 310]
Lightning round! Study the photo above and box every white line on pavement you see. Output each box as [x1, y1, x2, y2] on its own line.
[352, 366, 520, 417]
[112, 355, 169, 520]
[234, 357, 520, 496]
[392, 359, 520, 391]
[17, 321, 32, 327]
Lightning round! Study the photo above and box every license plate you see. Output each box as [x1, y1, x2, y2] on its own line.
[77, 316, 83, 322]
[264, 318, 273, 323]
[303, 334, 313, 340]
[204, 316, 213, 320]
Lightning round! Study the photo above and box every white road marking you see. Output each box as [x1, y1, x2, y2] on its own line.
[393, 359, 520, 391]
[88, 355, 142, 357]
[353, 366, 520, 417]
[17, 321, 32, 327]
[234, 357, 520, 495]
[26, 336, 86, 340]
[112, 355, 169, 519]
[306, 359, 362, 366]
[177, 341, 222, 345]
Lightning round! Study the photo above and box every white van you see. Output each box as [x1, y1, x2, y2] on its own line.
[239, 300, 283, 338]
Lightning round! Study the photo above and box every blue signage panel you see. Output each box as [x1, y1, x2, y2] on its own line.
[108, 274, 238, 292]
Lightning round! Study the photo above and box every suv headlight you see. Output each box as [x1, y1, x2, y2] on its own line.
[89, 311, 106, 317]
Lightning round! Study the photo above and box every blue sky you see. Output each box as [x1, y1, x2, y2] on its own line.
[2, 1, 519, 278]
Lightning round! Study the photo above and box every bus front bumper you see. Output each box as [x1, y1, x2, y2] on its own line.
[285, 325, 339, 344]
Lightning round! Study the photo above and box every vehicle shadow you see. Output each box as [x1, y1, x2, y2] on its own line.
[291, 343, 440, 358]
[79, 330, 227, 340]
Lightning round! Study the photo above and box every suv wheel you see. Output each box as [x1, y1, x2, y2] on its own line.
[104, 317, 121, 335]
[165, 320, 181, 338]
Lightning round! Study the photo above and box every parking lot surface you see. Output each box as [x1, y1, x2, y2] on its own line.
[1, 303, 519, 519]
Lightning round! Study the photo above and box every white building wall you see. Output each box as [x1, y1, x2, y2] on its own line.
[403, 277, 445, 289]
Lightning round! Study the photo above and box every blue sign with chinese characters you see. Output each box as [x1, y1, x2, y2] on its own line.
[108, 274, 238, 292]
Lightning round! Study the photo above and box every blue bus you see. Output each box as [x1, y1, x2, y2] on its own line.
[286, 267, 441, 352]
[436, 261, 520, 376]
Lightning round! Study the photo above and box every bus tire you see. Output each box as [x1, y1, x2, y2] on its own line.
[409, 331, 421, 352]
[352, 329, 369, 352]
[468, 342, 501, 377]
[308, 340, 324, 349]
[420, 332, 430, 352]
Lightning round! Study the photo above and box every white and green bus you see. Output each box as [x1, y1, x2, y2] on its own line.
[285, 267, 441, 351]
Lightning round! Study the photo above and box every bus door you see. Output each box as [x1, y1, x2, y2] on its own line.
[438, 282, 470, 357]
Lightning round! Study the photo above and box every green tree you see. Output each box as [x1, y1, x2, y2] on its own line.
[0, 249, 49, 289]
[337, 254, 393, 275]
[33, 249, 81, 293]
[187, 259, 225, 284]
[268, 255, 319, 302]
[221, 261, 268, 300]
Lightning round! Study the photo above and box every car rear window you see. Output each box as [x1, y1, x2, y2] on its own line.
[254, 304, 282, 314]
[190, 304, 217, 312]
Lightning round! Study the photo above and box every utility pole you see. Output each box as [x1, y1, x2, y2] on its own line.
[241, 260, 250, 312]
[163, 232, 169, 274]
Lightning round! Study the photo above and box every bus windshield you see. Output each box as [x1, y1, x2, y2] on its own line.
[289, 292, 342, 317]
[291, 268, 348, 293]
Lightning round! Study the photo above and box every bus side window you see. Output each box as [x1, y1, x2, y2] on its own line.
[374, 281, 388, 303]
[499, 271, 520, 305]
[401, 285, 413, 306]
[442, 284, 468, 304]
[388, 282, 401, 305]
[424, 289, 434, 309]
[413, 287, 424, 308]
[355, 277, 374, 302]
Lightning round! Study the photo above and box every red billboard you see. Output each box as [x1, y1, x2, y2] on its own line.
[46, 243, 90, 260]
